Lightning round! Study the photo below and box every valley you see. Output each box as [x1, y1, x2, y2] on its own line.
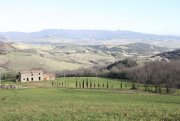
[0, 41, 170, 73]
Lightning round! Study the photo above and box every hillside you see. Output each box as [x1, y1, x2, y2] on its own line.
[156, 49, 180, 60]
[106, 59, 137, 70]
[0, 29, 180, 47]
[0, 42, 169, 73]
[0, 41, 16, 54]
[89, 43, 168, 56]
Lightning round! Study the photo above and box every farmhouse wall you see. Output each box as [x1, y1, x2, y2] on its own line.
[19, 70, 43, 82]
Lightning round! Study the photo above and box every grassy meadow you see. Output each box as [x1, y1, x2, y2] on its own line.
[3, 77, 134, 89]
[0, 77, 180, 121]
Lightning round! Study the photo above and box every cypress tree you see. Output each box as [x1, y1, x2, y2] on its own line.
[86, 78, 88, 88]
[103, 83, 104, 88]
[82, 80, 84, 88]
[107, 81, 109, 89]
[98, 82, 100, 88]
[90, 80, 92, 88]
[76, 79, 78, 88]
[52, 81, 54, 86]
[94, 82, 96, 88]
[120, 82, 122, 90]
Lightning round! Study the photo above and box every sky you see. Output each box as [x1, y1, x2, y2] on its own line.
[0, 0, 180, 35]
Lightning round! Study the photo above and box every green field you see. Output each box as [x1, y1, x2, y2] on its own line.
[0, 77, 180, 121]
[3, 77, 135, 89]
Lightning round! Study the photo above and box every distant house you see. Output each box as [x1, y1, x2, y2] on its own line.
[19, 70, 55, 82]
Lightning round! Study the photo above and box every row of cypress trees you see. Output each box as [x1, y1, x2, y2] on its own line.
[75, 79, 109, 89]
[76, 79, 109, 88]
[52, 81, 67, 87]
[75, 79, 127, 89]
[52, 78, 128, 90]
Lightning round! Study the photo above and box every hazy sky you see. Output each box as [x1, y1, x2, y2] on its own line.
[0, 0, 180, 35]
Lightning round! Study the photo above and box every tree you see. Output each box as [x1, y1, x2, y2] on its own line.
[107, 81, 109, 89]
[127, 67, 139, 90]
[90, 80, 92, 88]
[120, 81, 122, 90]
[131, 83, 136, 90]
[82, 80, 84, 88]
[76, 79, 78, 88]
[86, 78, 88, 88]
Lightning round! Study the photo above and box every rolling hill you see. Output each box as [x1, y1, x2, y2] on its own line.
[155, 49, 180, 60]
[0, 41, 170, 73]
[0, 29, 180, 48]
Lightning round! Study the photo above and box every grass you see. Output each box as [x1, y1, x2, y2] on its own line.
[0, 77, 180, 121]
[0, 88, 180, 121]
[2, 77, 133, 89]
[2, 77, 179, 94]
[56, 77, 132, 89]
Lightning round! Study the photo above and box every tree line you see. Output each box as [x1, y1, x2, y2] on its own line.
[56, 60, 180, 93]
[127, 60, 180, 93]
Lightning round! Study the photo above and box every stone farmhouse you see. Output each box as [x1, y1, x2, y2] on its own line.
[19, 70, 55, 82]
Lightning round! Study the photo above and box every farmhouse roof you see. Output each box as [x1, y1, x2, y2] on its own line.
[19, 70, 43, 74]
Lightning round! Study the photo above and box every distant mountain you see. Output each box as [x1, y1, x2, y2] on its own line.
[156, 49, 180, 60]
[0, 29, 180, 47]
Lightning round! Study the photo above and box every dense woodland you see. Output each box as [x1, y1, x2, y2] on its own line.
[127, 60, 180, 93]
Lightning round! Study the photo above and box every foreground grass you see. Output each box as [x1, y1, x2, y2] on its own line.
[0, 88, 180, 121]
